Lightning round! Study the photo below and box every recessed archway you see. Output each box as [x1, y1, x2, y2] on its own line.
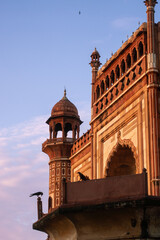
[106, 144, 136, 177]
[105, 136, 138, 177]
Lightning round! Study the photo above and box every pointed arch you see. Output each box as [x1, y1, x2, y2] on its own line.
[132, 47, 137, 64]
[64, 122, 72, 137]
[126, 53, 131, 69]
[121, 59, 125, 75]
[55, 123, 62, 138]
[105, 133, 139, 177]
[101, 80, 105, 95]
[115, 65, 120, 80]
[105, 75, 110, 90]
[110, 70, 115, 85]
[138, 41, 144, 58]
[96, 85, 100, 100]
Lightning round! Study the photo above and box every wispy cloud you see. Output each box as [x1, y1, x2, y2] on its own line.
[0, 115, 49, 240]
[0, 105, 90, 240]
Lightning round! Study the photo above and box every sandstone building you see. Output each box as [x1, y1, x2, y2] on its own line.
[33, 1, 160, 239]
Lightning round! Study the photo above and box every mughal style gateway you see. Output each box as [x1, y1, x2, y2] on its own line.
[33, 1, 160, 239]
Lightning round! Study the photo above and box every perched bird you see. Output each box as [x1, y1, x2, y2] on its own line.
[79, 11, 81, 15]
[29, 191, 43, 197]
[77, 172, 89, 181]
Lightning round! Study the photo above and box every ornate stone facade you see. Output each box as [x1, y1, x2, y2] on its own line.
[33, 1, 160, 239]
[70, 1, 160, 196]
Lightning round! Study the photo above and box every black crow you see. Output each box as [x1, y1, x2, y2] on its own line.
[77, 172, 89, 181]
[29, 191, 43, 197]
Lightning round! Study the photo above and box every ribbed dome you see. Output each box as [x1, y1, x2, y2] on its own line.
[51, 90, 79, 118]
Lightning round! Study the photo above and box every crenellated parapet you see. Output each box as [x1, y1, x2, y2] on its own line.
[71, 129, 91, 156]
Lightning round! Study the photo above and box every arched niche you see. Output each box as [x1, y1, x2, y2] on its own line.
[101, 80, 105, 95]
[138, 41, 144, 58]
[96, 85, 100, 100]
[126, 53, 131, 69]
[105, 134, 139, 177]
[105, 75, 110, 90]
[121, 59, 125, 76]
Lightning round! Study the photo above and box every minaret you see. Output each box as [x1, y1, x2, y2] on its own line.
[144, 0, 160, 195]
[90, 48, 101, 179]
[42, 90, 82, 210]
[90, 48, 101, 119]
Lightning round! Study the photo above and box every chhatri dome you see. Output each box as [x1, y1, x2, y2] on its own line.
[51, 89, 80, 119]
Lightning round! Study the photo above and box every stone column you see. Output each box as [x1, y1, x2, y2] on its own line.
[145, 0, 160, 195]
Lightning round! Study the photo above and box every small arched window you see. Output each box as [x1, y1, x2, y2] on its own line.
[115, 65, 120, 80]
[64, 123, 72, 138]
[126, 54, 131, 69]
[55, 123, 62, 138]
[121, 59, 125, 76]
[110, 70, 115, 85]
[132, 48, 137, 64]
[138, 41, 143, 58]
[106, 76, 109, 90]
[101, 80, 105, 95]
[96, 85, 100, 100]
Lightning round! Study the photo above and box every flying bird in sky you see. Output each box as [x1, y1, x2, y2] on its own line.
[29, 191, 43, 197]
[79, 11, 81, 15]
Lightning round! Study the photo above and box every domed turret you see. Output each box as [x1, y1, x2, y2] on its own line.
[46, 90, 82, 139]
[42, 89, 82, 209]
[51, 89, 79, 119]
[90, 48, 101, 69]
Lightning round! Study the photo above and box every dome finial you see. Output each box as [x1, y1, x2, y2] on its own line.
[64, 88, 66, 98]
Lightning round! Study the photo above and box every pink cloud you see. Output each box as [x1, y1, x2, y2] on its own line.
[0, 108, 90, 240]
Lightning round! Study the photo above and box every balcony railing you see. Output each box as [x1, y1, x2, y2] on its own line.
[42, 137, 74, 149]
[71, 129, 91, 156]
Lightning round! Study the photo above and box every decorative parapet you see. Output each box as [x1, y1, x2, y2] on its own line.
[71, 129, 91, 156]
[42, 138, 74, 150]
[92, 54, 147, 120]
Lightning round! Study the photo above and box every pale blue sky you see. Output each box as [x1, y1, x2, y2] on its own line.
[0, 1, 159, 240]
[0, 0, 154, 128]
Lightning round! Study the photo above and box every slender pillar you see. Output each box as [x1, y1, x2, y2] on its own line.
[49, 126, 52, 139]
[90, 48, 101, 179]
[90, 48, 101, 119]
[37, 197, 43, 219]
[144, 0, 160, 195]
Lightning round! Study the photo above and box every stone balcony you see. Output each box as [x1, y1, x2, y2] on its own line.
[42, 137, 74, 151]
[33, 170, 160, 240]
